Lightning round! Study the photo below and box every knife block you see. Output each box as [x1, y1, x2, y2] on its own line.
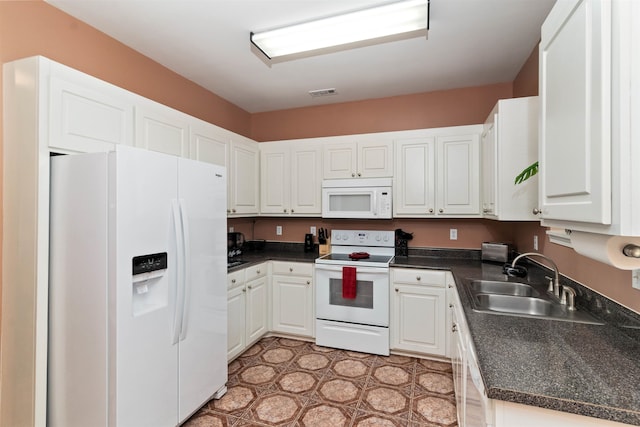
[319, 238, 331, 256]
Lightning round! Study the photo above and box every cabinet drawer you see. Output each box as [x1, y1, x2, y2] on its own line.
[392, 268, 446, 287]
[227, 269, 245, 290]
[245, 262, 267, 281]
[271, 261, 313, 277]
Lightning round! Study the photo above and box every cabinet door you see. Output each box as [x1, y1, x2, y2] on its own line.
[271, 275, 314, 337]
[391, 284, 446, 355]
[227, 286, 246, 361]
[246, 276, 269, 344]
[323, 142, 357, 179]
[49, 76, 133, 153]
[229, 138, 259, 215]
[189, 120, 228, 167]
[394, 138, 436, 216]
[539, 0, 611, 224]
[134, 104, 189, 157]
[358, 140, 393, 178]
[436, 134, 481, 216]
[260, 144, 290, 215]
[451, 302, 466, 427]
[481, 121, 497, 216]
[290, 143, 322, 215]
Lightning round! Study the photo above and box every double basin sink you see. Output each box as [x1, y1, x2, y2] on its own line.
[465, 279, 604, 325]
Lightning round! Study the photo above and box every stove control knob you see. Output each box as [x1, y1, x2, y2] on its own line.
[383, 235, 389, 242]
[375, 235, 381, 241]
[342, 234, 348, 241]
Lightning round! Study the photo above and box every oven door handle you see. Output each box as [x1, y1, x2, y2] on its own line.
[314, 264, 388, 275]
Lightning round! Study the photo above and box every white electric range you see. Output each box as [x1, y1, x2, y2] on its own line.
[314, 230, 395, 355]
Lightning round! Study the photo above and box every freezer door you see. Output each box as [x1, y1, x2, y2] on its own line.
[113, 147, 179, 427]
[177, 157, 228, 422]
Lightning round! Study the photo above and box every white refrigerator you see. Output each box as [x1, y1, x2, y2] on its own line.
[48, 147, 227, 427]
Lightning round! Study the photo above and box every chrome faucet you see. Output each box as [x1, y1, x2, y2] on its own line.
[511, 252, 561, 298]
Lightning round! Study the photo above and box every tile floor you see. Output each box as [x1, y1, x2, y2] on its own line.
[184, 337, 458, 427]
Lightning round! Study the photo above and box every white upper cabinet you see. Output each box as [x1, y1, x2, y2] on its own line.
[189, 119, 229, 167]
[482, 97, 539, 221]
[437, 134, 481, 216]
[260, 141, 322, 216]
[134, 102, 190, 158]
[229, 136, 260, 216]
[540, 0, 640, 235]
[539, 0, 611, 224]
[323, 139, 393, 179]
[394, 126, 482, 218]
[48, 64, 134, 153]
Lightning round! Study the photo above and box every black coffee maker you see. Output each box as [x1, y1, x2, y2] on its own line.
[304, 234, 314, 252]
[227, 232, 245, 259]
[395, 228, 413, 257]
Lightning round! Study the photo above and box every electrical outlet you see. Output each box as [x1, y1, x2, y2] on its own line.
[276, 225, 283, 236]
[633, 270, 640, 290]
[533, 235, 539, 251]
[310, 226, 317, 236]
[450, 229, 458, 240]
[228, 226, 234, 232]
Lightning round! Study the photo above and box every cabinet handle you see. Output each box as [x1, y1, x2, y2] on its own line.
[242, 288, 246, 293]
[232, 208, 236, 213]
[291, 209, 294, 213]
[395, 288, 399, 292]
[449, 303, 453, 308]
[351, 173, 356, 177]
[227, 209, 231, 213]
[256, 269, 261, 274]
[357, 172, 361, 177]
[532, 208, 541, 215]
[231, 279, 236, 284]
[248, 285, 253, 290]
[289, 267, 293, 272]
[283, 208, 287, 213]
[452, 324, 457, 332]
[448, 284, 453, 288]
[428, 208, 434, 213]
[439, 209, 444, 213]
[416, 276, 421, 281]
[306, 280, 311, 285]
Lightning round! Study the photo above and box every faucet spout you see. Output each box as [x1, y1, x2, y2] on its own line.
[511, 252, 561, 298]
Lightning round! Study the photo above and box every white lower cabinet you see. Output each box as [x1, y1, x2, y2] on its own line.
[390, 268, 449, 356]
[227, 263, 268, 361]
[271, 262, 314, 337]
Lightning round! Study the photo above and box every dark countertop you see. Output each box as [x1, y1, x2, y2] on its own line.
[230, 245, 640, 425]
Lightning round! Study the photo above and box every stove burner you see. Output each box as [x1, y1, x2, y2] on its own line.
[348, 252, 370, 260]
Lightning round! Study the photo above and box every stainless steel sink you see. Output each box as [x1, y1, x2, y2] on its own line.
[464, 278, 604, 325]
[469, 280, 538, 297]
[475, 294, 552, 316]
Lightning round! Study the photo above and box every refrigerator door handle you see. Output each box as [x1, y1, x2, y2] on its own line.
[178, 199, 191, 341]
[171, 199, 186, 345]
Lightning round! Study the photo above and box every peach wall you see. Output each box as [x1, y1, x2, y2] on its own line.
[0, 1, 251, 137]
[513, 44, 539, 97]
[230, 217, 515, 250]
[251, 82, 513, 141]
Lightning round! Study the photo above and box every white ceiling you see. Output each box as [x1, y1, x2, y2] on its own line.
[45, 0, 556, 114]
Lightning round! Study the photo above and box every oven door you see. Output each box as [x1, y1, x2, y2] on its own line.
[315, 263, 389, 327]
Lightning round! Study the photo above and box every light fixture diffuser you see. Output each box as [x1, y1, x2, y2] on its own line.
[251, 0, 429, 63]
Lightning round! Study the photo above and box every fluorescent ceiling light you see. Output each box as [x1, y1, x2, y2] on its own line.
[251, 0, 429, 63]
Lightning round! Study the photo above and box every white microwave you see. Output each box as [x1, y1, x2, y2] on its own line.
[321, 178, 392, 219]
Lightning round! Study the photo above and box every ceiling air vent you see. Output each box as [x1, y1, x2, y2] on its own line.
[309, 88, 338, 98]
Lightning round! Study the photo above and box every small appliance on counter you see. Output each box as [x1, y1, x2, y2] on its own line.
[395, 228, 413, 257]
[304, 233, 314, 252]
[481, 242, 513, 263]
[227, 232, 245, 267]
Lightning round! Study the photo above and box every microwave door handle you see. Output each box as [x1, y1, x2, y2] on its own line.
[372, 191, 378, 216]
